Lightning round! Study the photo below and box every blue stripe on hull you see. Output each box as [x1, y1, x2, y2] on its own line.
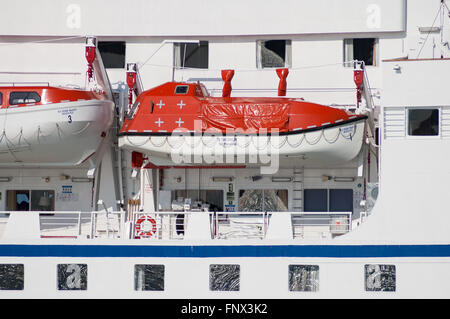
[0, 244, 450, 258]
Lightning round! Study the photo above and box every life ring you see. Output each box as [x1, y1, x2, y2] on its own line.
[135, 215, 157, 238]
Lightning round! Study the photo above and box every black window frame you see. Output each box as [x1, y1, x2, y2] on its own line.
[344, 38, 378, 67]
[258, 39, 292, 69]
[175, 85, 189, 95]
[9, 91, 41, 105]
[407, 108, 440, 136]
[304, 188, 353, 213]
[174, 41, 209, 69]
[98, 41, 126, 69]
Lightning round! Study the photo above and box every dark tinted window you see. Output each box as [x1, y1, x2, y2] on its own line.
[0, 264, 24, 290]
[408, 109, 439, 136]
[98, 41, 126, 68]
[134, 265, 165, 291]
[304, 189, 328, 212]
[9, 91, 41, 105]
[175, 41, 208, 69]
[261, 40, 288, 68]
[209, 264, 240, 291]
[329, 189, 353, 212]
[353, 38, 376, 66]
[57, 264, 87, 290]
[175, 85, 189, 94]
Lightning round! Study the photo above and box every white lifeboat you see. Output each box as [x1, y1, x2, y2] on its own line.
[0, 86, 114, 166]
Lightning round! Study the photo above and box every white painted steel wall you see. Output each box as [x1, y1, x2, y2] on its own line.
[343, 59, 450, 243]
[0, 0, 405, 36]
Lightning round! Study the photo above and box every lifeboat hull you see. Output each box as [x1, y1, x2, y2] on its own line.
[119, 118, 365, 167]
[0, 99, 114, 166]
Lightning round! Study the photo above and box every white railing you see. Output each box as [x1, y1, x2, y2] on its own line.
[0, 215, 9, 238]
[0, 210, 355, 240]
[39, 211, 126, 239]
[291, 212, 352, 239]
[211, 212, 269, 240]
[132, 211, 187, 240]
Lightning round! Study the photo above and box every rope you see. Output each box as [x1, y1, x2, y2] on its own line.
[128, 121, 361, 151]
[416, 5, 443, 58]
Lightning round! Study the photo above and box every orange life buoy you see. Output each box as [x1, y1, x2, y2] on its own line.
[135, 215, 157, 238]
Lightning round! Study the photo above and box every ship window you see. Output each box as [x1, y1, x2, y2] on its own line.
[175, 85, 189, 94]
[304, 189, 353, 212]
[289, 265, 319, 292]
[365, 264, 396, 292]
[209, 264, 240, 291]
[57, 264, 88, 290]
[171, 190, 223, 211]
[134, 265, 165, 291]
[98, 41, 126, 68]
[6, 190, 55, 211]
[238, 189, 288, 212]
[257, 40, 292, 68]
[174, 41, 209, 69]
[9, 91, 41, 105]
[408, 108, 439, 136]
[0, 264, 24, 290]
[0, 92, 2, 106]
[344, 38, 378, 66]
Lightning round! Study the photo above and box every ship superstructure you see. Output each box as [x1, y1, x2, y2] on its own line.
[0, 0, 449, 299]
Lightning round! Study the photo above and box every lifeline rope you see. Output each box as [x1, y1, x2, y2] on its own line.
[132, 122, 360, 151]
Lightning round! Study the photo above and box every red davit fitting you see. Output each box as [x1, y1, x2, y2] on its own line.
[126, 63, 137, 108]
[276, 68, 289, 96]
[85, 37, 97, 82]
[353, 68, 364, 108]
[221, 69, 235, 98]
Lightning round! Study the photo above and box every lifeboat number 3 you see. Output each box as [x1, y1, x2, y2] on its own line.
[135, 215, 157, 238]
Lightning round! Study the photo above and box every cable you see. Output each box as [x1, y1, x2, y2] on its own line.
[0, 35, 85, 47]
[416, 4, 442, 58]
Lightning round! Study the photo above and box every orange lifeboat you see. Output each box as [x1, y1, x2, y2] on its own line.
[118, 81, 366, 167]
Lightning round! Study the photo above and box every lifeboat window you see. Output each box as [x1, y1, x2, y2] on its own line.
[134, 265, 165, 291]
[9, 91, 41, 105]
[408, 108, 439, 136]
[364, 264, 396, 292]
[209, 264, 240, 291]
[289, 265, 319, 292]
[57, 264, 88, 290]
[175, 85, 189, 94]
[0, 264, 24, 290]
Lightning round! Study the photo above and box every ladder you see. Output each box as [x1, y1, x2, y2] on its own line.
[292, 167, 304, 212]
